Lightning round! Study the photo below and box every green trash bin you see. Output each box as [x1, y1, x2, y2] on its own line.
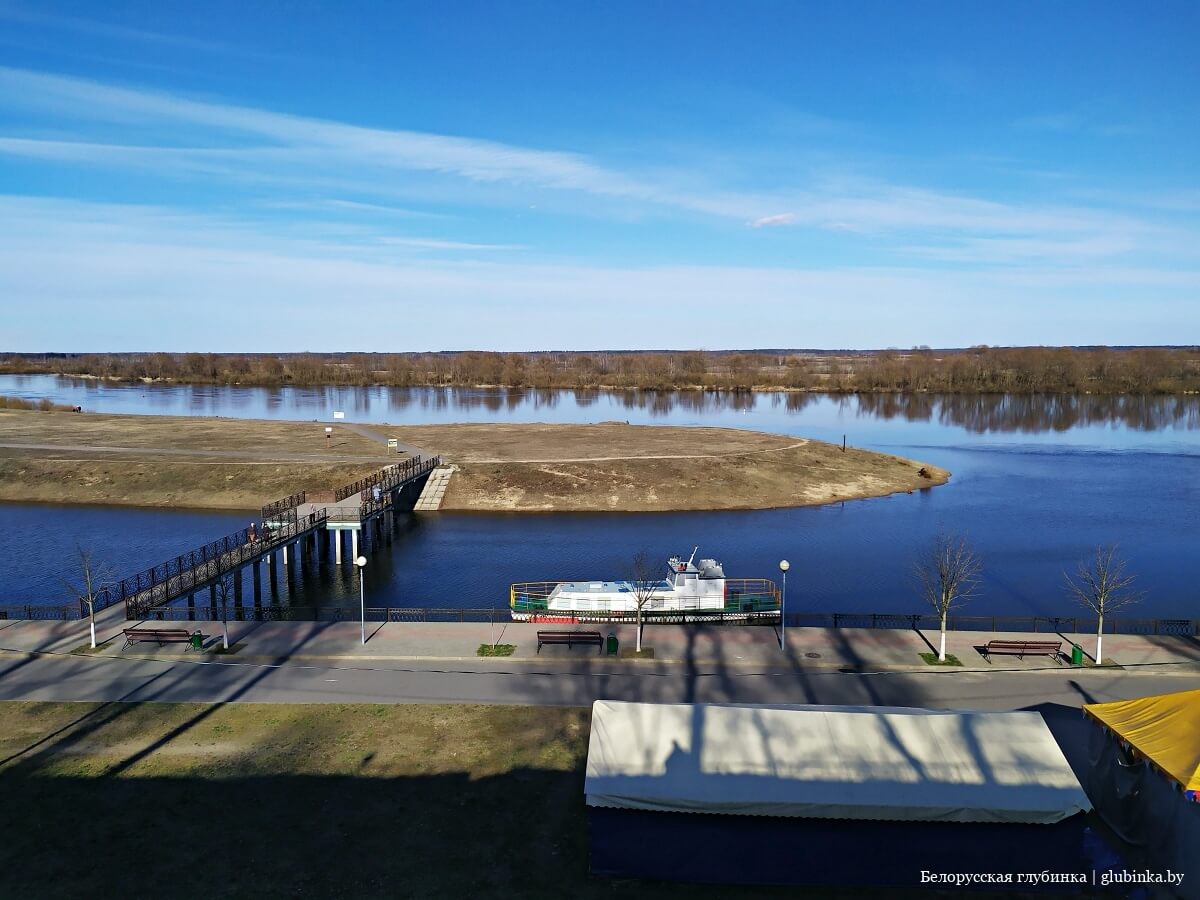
[607, 632, 619, 656]
[1071, 643, 1084, 666]
[190, 630, 204, 651]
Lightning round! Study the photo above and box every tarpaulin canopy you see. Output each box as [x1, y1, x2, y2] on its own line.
[585, 700, 1091, 825]
[1083, 688, 1200, 793]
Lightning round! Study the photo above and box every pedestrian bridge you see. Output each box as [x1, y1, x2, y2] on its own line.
[89, 456, 439, 620]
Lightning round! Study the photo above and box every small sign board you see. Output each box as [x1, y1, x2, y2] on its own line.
[387, 438, 399, 451]
[333, 411, 345, 420]
[324, 427, 333, 434]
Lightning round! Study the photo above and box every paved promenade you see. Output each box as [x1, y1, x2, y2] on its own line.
[2, 608, 1197, 671]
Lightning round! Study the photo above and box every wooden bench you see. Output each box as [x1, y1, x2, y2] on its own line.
[122, 628, 196, 650]
[983, 639, 1062, 662]
[537, 630, 604, 654]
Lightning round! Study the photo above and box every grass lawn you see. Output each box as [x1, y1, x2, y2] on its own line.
[0, 702, 808, 900]
[919, 652, 963, 666]
[0, 701, 1048, 900]
[476, 643, 517, 656]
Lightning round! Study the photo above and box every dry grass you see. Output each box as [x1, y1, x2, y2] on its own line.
[0, 409, 388, 455]
[0, 410, 391, 509]
[0, 395, 74, 411]
[391, 424, 949, 512]
[0, 412, 949, 513]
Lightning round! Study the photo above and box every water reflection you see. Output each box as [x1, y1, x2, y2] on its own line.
[1, 375, 1197, 436]
[853, 392, 1200, 434]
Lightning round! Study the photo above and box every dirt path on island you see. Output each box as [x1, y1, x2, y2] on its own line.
[469, 440, 810, 464]
[0, 412, 950, 512]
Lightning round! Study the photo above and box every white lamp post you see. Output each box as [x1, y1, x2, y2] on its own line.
[778, 559, 790, 651]
[355, 555, 368, 645]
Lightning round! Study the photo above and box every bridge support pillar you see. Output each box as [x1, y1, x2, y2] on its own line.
[334, 529, 343, 564]
[282, 544, 289, 566]
[253, 561, 262, 604]
[351, 528, 359, 561]
[233, 568, 243, 603]
[267, 552, 276, 584]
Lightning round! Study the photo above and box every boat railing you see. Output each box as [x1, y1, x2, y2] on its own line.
[510, 582, 561, 610]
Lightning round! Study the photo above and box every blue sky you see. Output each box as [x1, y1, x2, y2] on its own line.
[0, 0, 1197, 351]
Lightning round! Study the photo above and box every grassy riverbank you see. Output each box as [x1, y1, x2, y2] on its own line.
[0, 410, 388, 509]
[0, 411, 948, 512]
[0, 700, 963, 899]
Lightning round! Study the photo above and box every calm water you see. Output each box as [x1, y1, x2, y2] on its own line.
[1, 376, 1197, 619]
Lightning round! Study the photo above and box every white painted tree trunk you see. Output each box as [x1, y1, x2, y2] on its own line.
[89, 617, 97, 650]
[1096, 613, 1104, 665]
[939, 615, 947, 662]
[222, 617, 230, 650]
[636, 610, 643, 653]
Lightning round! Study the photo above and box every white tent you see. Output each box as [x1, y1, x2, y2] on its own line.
[585, 701, 1091, 825]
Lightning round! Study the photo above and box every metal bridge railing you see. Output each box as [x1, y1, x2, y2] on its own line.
[261, 491, 306, 526]
[333, 455, 440, 502]
[86, 510, 329, 619]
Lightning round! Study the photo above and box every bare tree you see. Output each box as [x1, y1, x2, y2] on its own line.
[1065, 545, 1142, 665]
[212, 571, 234, 650]
[63, 545, 112, 649]
[627, 550, 662, 653]
[914, 533, 982, 662]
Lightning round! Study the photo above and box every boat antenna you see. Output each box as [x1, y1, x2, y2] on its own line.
[687, 545, 699, 566]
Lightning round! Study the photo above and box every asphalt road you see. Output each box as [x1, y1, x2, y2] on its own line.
[2, 647, 1196, 710]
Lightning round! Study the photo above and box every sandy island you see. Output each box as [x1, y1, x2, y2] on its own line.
[0, 410, 949, 511]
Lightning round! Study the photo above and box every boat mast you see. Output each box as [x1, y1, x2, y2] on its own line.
[687, 545, 699, 566]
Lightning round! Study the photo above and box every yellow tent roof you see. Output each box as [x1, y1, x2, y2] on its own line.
[1083, 689, 1200, 793]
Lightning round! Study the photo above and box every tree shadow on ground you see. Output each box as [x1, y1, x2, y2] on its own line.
[0, 765, 1103, 900]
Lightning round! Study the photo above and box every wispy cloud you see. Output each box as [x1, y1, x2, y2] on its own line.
[751, 213, 797, 228]
[1, 195, 1195, 351]
[378, 237, 524, 252]
[0, 65, 1196, 281]
[0, 65, 1180, 242]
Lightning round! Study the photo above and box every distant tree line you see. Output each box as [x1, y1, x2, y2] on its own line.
[2, 346, 1198, 394]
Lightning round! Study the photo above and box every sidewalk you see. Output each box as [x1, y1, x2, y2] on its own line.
[2, 611, 1197, 671]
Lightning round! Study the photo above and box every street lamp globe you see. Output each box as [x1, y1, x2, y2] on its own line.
[355, 556, 367, 567]
[779, 559, 790, 572]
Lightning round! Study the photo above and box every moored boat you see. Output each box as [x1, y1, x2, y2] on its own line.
[510, 549, 780, 623]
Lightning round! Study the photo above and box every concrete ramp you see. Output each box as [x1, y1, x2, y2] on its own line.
[414, 465, 455, 511]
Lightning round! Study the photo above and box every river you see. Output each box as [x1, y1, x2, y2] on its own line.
[1, 376, 1197, 619]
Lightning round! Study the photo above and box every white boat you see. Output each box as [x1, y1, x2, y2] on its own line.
[510, 548, 780, 622]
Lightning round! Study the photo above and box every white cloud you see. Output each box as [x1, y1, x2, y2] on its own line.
[750, 213, 797, 228]
[377, 237, 524, 252]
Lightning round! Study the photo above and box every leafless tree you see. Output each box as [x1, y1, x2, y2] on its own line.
[627, 550, 662, 653]
[212, 571, 234, 650]
[1065, 545, 1142, 665]
[62, 545, 112, 649]
[914, 533, 982, 662]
